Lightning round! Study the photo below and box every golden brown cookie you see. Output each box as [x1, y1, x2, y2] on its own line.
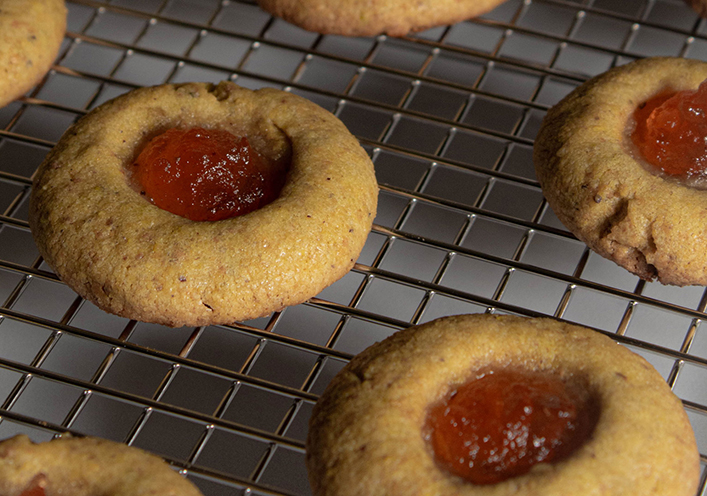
[0, 435, 203, 496]
[534, 57, 707, 286]
[0, 0, 66, 108]
[256, 0, 507, 37]
[306, 314, 700, 496]
[29, 82, 378, 327]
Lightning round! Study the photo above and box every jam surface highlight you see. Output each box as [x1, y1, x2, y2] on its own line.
[133, 127, 286, 221]
[631, 80, 707, 182]
[425, 368, 596, 485]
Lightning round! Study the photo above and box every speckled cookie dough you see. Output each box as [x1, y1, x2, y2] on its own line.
[0, 435, 203, 496]
[29, 82, 378, 327]
[306, 314, 700, 496]
[0, 0, 66, 108]
[534, 57, 707, 285]
[256, 0, 507, 37]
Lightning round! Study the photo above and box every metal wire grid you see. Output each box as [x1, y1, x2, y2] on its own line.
[1, 0, 707, 494]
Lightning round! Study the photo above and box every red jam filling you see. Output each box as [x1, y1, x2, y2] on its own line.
[132, 127, 286, 222]
[19, 475, 47, 496]
[425, 368, 597, 485]
[19, 485, 46, 496]
[631, 79, 707, 181]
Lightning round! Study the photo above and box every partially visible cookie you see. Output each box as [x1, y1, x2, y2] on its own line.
[256, 0, 507, 37]
[306, 314, 700, 496]
[685, 0, 707, 17]
[0, 434, 203, 496]
[534, 57, 707, 285]
[0, 0, 66, 108]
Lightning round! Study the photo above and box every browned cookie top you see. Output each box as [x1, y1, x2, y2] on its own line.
[0, 0, 66, 108]
[30, 82, 378, 327]
[534, 57, 707, 286]
[307, 314, 699, 496]
[0, 435, 204, 496]
[257, 0, 507, 37]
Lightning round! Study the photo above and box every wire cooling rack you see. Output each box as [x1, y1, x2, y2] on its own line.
[1, 0, 707, 494]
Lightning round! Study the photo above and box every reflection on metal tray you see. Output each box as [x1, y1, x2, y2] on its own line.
[0, 0, 706, 494]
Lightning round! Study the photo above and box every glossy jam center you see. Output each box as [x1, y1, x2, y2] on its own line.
[133, 127, 286, 222]
[19, 485, 45, 496]
[426, 368, 596, 485]
[19, 475, 46, 496]
[631, 79, 707, 180]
